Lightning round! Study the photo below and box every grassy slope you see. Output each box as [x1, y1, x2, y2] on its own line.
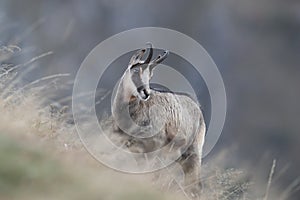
[0, 112, 182, 200]
[0, 48, 289, 200]
[0, 47, 184, 200]
[0, 84, 259, 200]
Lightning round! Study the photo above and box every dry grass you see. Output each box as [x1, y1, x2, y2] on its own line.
[0, 45, 185, 200]
[0, 44, 296, 200]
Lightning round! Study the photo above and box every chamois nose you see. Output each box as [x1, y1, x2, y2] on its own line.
[137, 86, 150, 100]
[142, 89, 150, 99]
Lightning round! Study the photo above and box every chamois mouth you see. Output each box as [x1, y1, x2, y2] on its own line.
[137, 86, 150, 100]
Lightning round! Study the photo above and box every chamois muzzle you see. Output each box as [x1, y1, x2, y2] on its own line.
[137, 85, 150, 100]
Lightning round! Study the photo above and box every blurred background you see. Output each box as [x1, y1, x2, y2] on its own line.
[1, 0, 299, 199]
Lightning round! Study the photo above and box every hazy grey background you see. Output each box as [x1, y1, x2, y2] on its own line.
[1, 0, 300, 198]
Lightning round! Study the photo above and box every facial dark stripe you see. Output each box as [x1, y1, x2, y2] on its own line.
[131, 72, 144, 90]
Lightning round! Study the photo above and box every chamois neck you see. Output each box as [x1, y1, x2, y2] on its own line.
[113, 70, 136, 107]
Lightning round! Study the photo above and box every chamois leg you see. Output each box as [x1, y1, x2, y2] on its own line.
[177, 145, 202, 199]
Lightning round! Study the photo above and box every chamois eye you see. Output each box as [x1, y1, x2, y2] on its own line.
[133, 68, 139, 73]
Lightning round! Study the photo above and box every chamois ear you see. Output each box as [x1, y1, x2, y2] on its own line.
[149, 50, 169, 71]
[128, 43, 153, 68]
[128, 48, 146, 67]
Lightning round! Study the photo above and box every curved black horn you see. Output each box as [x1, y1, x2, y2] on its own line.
[144, 42, 153, 64]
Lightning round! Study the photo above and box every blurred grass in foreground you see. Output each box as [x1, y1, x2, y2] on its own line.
[0, 45, 185, 200]
[0, 132, 179, 200]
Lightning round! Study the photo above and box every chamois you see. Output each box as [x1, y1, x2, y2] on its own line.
[111, 44, 206, 197]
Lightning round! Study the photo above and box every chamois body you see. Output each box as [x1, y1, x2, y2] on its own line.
[114, 89, 205, 151]
[111, 44, 205, 197]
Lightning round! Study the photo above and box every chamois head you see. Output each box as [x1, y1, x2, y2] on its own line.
[126, 43, 169, 101]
